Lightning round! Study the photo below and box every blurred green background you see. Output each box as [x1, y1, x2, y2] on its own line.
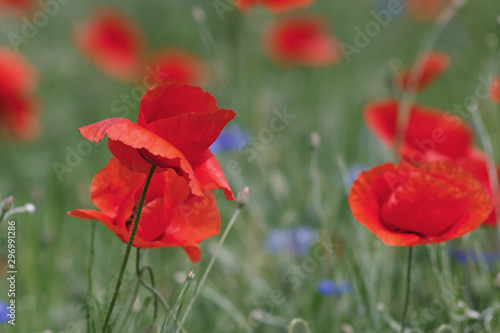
[1, 0, 500, 332]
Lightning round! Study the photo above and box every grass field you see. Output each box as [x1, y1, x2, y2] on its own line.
[1, 0, 500, 332]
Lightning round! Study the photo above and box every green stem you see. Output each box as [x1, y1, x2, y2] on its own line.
[87, 221, 96, 333]
[175, 206, 243, 332]
[102, 164, 156, 332]
[401, 246, 414, 333]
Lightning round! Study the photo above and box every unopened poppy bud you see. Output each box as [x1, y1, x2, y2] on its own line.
[309, 131, 320, 149]
[1, 196, 14, 213]
[236, 187, 249, 208]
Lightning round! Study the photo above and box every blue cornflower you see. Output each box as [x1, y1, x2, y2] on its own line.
[449, 248, 500, 265]
[210, 125, 249, 154]
[316, 279, 353, 297]
[264, 227, 318, 256]
[0, 301, 10, 323]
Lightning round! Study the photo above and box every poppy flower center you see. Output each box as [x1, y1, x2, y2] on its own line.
[380, 172, 469, 237]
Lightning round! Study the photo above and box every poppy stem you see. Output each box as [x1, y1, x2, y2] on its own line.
[175, 201, 245, 332]
[87, 221, 96, 333]
[401, 246, 414, 333]
[102, 164, 156, 333]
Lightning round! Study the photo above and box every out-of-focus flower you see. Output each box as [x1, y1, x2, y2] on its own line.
[235, 0, 314, 13]
[316, 279, 353, 297]
[73, 7, 145, 82]
[348, 160, 492, 246]
[0, 47, 39, 139]
[404, 0, 451, 22]
[264, 226, 318, 255]
[210, 125, 249, 154]
[262, 15, 342, 67]
[68, 158, 221, 262]
[363, 99, 473, 160]
[0, 0, 35, 13]
[449, 247, 500, 266]
[491, 76, 499, 104]
[396, 51, 451, 92]
[146, 48, 208, 86]
[452, 148, 500, 226]
[79, 83, 235, 201]
[0, 301, 9, 323]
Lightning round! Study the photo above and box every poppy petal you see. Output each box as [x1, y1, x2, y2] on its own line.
[491, 76, 500, 104]
[138, 84, 219, 124]
[145, 109, 236, 161]
[79, 118, 205, 198]
[263, 15, 342, 67]
[348, 160, 492, 246]
[236, 0, 314, 13]
[363, 99, 473, 160]
[191, 150, 235, 201]
[73, 7, 145, 82]
[396, 52, 451, 92]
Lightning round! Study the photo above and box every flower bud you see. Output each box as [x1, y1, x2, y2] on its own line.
[1, 196, 14, 213]
[236, 187, 249, 208]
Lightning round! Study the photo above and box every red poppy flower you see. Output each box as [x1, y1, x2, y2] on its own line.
[491, 76, 500, 104]
[146, 48, 208, 86]
[0, 47, 39, 139]
[363, 99, 473, 160]
[235, 0, 314, 13]
[348, 160, 492, 246]
[73, 7, 145, 82]
[404, 0, 451, 21]
[68, 158, 220, 262]
[396, 52, 451, 92]
[79, 83, 235, 201]
[448, 149, 500, 226]
[263, 15, 342, 67]
[0, 0, 35, 13]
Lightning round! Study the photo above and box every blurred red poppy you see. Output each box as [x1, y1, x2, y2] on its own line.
[263, 15, 342, 67]
[396, 52, 451, 92]
[73, 7, 145, 82]
[348, 160, 492, 246]
[0, 47, 39, 139]
[450, 149, 500, 226]
[405, 0, 451, 21]
[68, 158, 221, 262]
[491, 76, 499, 104]
[0, 0, 35, 13]
[363, 99, 473, 160]
[146, 48, 208, 86]
[79, 83, 235, 201]
[236, 0, 314, 13]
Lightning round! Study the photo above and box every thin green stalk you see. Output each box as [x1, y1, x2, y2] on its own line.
[162, 270, 194, 332]
[117, 279, 141, 333]
[394, 0, 466, 154]
[401, 246, 414, 333]
[87, 221, 96, 333]
[102, 164, 157, 332]
[175, 206, 243, 332]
